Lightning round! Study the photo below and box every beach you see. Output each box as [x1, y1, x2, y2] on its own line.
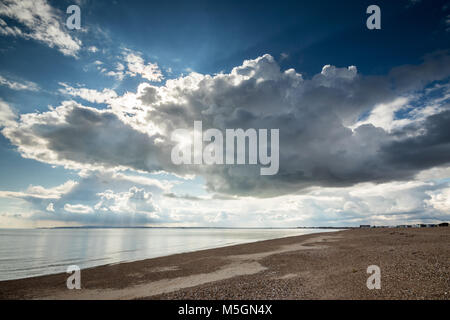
[0, 228, 449, 300]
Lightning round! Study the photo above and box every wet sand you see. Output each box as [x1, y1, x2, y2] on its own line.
[0, 228, 449, 300]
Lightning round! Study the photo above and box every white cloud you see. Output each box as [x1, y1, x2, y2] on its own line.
[64, 203, 94, 214]
[426, 186, 450, 212]
[100, 50, 163, 82]
[0, 180, 76, 200]
[160, 178, 450, 227]
[116, 62, 125, 71]
[123, 49, 163, 82]
[88, 46, 98, 53]
[351, 97, 411, 132]
[58, 83, 118, 104]
[104, 70, 125, 81]
[95, 186, 158, 215]
[0, 99, 16, 127]
[0, 17, 23, 36]
[0, 74, 39, 91]
[0, 0, 81, 56]
[102, 62, 126, 81]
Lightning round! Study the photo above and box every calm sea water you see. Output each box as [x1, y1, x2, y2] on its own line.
[0, 228, 338, 281]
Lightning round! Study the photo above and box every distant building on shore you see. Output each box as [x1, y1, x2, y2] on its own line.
[298, 222, 448, 229]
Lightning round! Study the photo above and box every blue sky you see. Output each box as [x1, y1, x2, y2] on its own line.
[0, 0, 450, 228]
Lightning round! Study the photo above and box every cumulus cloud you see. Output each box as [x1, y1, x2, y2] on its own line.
[95, 187, 157, 215]
[0, 0, 81, 56]
[1, 52, 450, 200]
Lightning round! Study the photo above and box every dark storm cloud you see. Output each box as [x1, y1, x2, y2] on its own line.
[382, 109, 450, 172]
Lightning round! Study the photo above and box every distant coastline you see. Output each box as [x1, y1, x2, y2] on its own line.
[40, 223, 449, 230]
[40, 226, 342, 229]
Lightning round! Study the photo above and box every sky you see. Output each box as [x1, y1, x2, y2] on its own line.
[0, 0, 449, 228]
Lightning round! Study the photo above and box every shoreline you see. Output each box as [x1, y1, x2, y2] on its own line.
[0, 228, 449, 299]
[0, 228, 340, 282]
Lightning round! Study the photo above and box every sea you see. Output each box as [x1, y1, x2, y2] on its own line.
[0, 227, 339, 281]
